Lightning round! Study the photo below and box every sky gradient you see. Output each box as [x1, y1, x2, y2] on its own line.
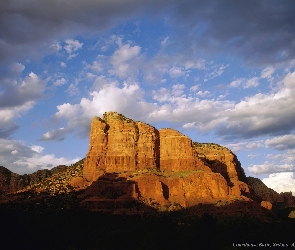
[1, 0, 295, 194]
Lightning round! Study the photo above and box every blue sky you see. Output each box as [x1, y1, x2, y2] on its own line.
[1, 0, 295, 194]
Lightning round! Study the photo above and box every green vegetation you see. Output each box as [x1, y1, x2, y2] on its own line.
[17, 159, 84, 195]
[288, 209, 295, 218]
[128, 168, 204, 179]
[103, 111, 135, 123]
[192, 142, 225, 150]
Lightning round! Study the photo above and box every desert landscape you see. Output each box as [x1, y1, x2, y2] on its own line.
[1, 112, 295, 249]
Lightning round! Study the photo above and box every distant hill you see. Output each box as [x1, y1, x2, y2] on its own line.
[246, 176, 295, 209]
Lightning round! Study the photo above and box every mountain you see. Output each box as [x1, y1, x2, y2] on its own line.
[0, 111, 293, 219]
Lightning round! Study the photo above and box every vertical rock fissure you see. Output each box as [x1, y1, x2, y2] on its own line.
[155, 129, 160, 170]
[103, 122, 110, 167]
[134, 123, 139, 170]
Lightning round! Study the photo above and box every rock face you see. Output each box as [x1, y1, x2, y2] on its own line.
[84, 113, 161, 181]
[81, 112, 253, 213]
[84, 112, 210, 182]
[193, 143, 250, 197]
[159, 129, 209, 172]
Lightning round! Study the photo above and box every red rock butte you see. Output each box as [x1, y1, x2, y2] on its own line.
[80, 112, 263, 213]
[84, 112, 209, 181]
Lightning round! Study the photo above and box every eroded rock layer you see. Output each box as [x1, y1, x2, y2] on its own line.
[159, 129, 209, 172]
[84, 112, 161, 181]
[81, 112, 254, 213]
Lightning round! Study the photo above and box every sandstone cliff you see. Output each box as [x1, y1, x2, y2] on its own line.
[192, 142, 250, 197]
[80, 112, 254, 213]
[84, 113, 161, 181]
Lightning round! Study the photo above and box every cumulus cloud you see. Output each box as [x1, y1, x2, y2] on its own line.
[41, 128, 69, 141]
[0, 102, 35, 138]
[64, 39, 83, 59]
[169, 67, 185, 79]
[0, 66, 46, 138]
[225, 141, 263, 152]
[42, 80, 158, 140]
[110, 43, 141, 78]
[0, 66, 46, 108]
[262, 172, 295, 195]
[248, 162, 294, 175]
[196, 90, 211, 98]
[0, 139, 78, 174]
[53, 77, 67, 86]
[265, 134, 295, 150]
[189, 85, 200, 92]
[216, 70, 295, 139]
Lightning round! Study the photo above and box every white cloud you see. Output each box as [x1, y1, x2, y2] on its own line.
[0, 70, 46, 137]
[110, 43, 141, 78]
[217, 71, 295, 138]
[261, 67, 275, 79]
[11, 150, 18, 155]
[31, 145, 44, 153]
[42, 128, 69, 141]
[54, 103, 81, 120]
[0, 139, 78, 174]
[225, 141, 263, 152]
[61, 62, 67, 68]
[184, 59, 206, 70]
[0, 71, 46, 108]
[66, 84, 80, 96]
[64, 39, 83, 59]
[265, 134, 295, 150]
[172, 84, 185, 96]
[262, 172, 295, 195]
[169, 67, 185, 78]
[51, 41, 62, 52]
[161, 37, 170, 46]
[244, 77, 259, 88]
[44, 80, 157, 140]
[152, 88, 171, 103]
[196, 90, 211, 98]
[229, 77, 260, 88]
[90, 61, 103, 72]
[204, 64, 227, 82]
[190, 85, 200, 92]
[248, 162, 294, 175]
[53, 77, 67, 86]
[229, 79, 243, 88]
[64, 39, 83, 54]
[0, 101, 34, 138]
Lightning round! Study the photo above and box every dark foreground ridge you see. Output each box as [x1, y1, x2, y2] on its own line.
[0, 208, 295, 250]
